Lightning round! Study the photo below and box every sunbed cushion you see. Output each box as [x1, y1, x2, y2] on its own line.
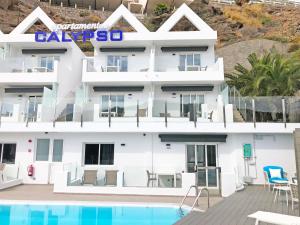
[269, 169, 282, 179]
[269, 177, 288, 183]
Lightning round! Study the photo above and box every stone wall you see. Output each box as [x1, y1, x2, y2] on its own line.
[0, 0, 18, 10]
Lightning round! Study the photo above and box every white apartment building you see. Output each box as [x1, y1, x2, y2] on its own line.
[0, 4, 299, 197]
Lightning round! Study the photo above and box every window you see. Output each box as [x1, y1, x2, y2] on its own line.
[36, 139, 50, 161]
[52, 140, 63, 162]
[107, 55, 128, 72]
[1, 103, 14, 117]
[36, 139, 64, 162]
[100, 144, 114, 165]
[179, 53, 201, 71]
[84, 144, 114, 165]
[0, 144, 16, 164]
[0, 47, 4, 60]
[100, 95, 124, 117]
[39, 56, 59, 72]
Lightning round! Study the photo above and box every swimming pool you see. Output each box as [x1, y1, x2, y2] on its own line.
[0, 202, 189, 225]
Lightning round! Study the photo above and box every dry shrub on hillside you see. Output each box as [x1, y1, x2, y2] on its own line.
[224, 5, 271, 28]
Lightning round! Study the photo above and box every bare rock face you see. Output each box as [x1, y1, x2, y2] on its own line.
[0, 0, 18, 10]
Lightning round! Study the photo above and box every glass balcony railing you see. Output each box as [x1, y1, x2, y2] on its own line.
[0, 100, 55, 123]
[1, 89, 300, 126]
[228, 86, 300, 123]
[0, 57, 58, 73]
[81, 97, 148, 122]
[84, 58, 149, 73]
[154, 58, 222, 73]
[152, 98, 223, 123]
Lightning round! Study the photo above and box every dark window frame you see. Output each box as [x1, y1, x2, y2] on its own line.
[84, 143, 114, 166]
[0, 143, 17, 164]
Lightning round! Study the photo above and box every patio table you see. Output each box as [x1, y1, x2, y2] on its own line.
[157, 173, 176, 188]
[273, 185, 290, 206]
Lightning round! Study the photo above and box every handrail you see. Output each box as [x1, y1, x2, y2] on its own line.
[179, 185, 197, 209]
[191, 187, 210, 211]
[179, 185, 210, 211]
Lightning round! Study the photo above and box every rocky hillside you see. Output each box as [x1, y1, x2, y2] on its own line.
[0, 0, 299, 59]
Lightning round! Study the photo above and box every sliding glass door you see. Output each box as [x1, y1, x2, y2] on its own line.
[186, 144, 219, 188]
[100, 95, 124, 117]
[180, 94, 204, 118]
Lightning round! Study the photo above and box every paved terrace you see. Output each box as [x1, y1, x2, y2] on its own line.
[176, 185, 299, 225]
[0, 184, 221, 210]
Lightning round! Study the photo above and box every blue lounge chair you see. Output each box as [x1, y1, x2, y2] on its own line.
[263, 166, 288, 191]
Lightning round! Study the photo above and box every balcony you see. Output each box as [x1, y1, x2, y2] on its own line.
[0, 57, 58, 84]
[82, 58, 149, 83]
[152, 58, 224, 83]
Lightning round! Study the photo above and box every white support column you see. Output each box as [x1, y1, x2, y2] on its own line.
[149, 44, 155, 73]
[148, 85, 154, 118]
[147, 44, 156, 118]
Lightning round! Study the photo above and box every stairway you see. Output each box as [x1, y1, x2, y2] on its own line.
[233, 108, 245, 122]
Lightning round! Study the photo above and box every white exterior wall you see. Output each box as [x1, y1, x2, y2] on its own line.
[0, 132, 296, 197]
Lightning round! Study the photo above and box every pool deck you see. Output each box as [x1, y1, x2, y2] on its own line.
[175, 185, 299, 225]
[0, 184, 221, 211]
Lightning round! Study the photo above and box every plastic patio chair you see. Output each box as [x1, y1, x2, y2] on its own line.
[146, 170, 157, 187]
[263, 166, 288, 191]
[0, 163, 5, 182]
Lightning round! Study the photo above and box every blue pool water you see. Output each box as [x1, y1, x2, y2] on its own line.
[0, 204, 188, 225]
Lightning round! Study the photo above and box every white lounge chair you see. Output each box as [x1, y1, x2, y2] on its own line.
[248, 211, 300, 225]
[0, 164, 22, 190]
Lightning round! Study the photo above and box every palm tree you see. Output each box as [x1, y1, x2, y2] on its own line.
[226, 51, 300, 97]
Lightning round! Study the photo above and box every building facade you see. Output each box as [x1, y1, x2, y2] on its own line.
[0, 4, 299, 197]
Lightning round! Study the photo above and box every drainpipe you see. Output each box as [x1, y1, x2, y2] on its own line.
[137, 100, 139, 128]
[282, 98, 286, 128]
[194, 100, 197, 128]
[293, 129, 300, 216]
[164, 101, 168, 128]
[252, 99, 256, 128]
[223, 105, 226, 128]
[108, 99, 111, 128]
[0, 102, 2, 128]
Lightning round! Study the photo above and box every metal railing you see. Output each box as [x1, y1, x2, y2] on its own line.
[210, 0, 300, 6]
[179, 185, 210, 211]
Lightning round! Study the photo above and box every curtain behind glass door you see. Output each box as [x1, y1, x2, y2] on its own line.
[197, 145, 206, 186]
[186, 145, 195, 173]
[207, 145, 217, 187]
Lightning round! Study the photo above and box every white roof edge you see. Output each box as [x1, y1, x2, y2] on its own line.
[0, 30, 3, 35]
[157, 3, 215, 35]
[10, 7, 57, 35]
[100, 4, 149, 33]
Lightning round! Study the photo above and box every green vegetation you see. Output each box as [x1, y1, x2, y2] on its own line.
[226, 50, 300, 96]
[153, 3, 169, 16]
[223, 4, 272, 28]
[79, 11, 90, 17]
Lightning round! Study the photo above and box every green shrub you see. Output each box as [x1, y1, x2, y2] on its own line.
[154, 3, 169, 16]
